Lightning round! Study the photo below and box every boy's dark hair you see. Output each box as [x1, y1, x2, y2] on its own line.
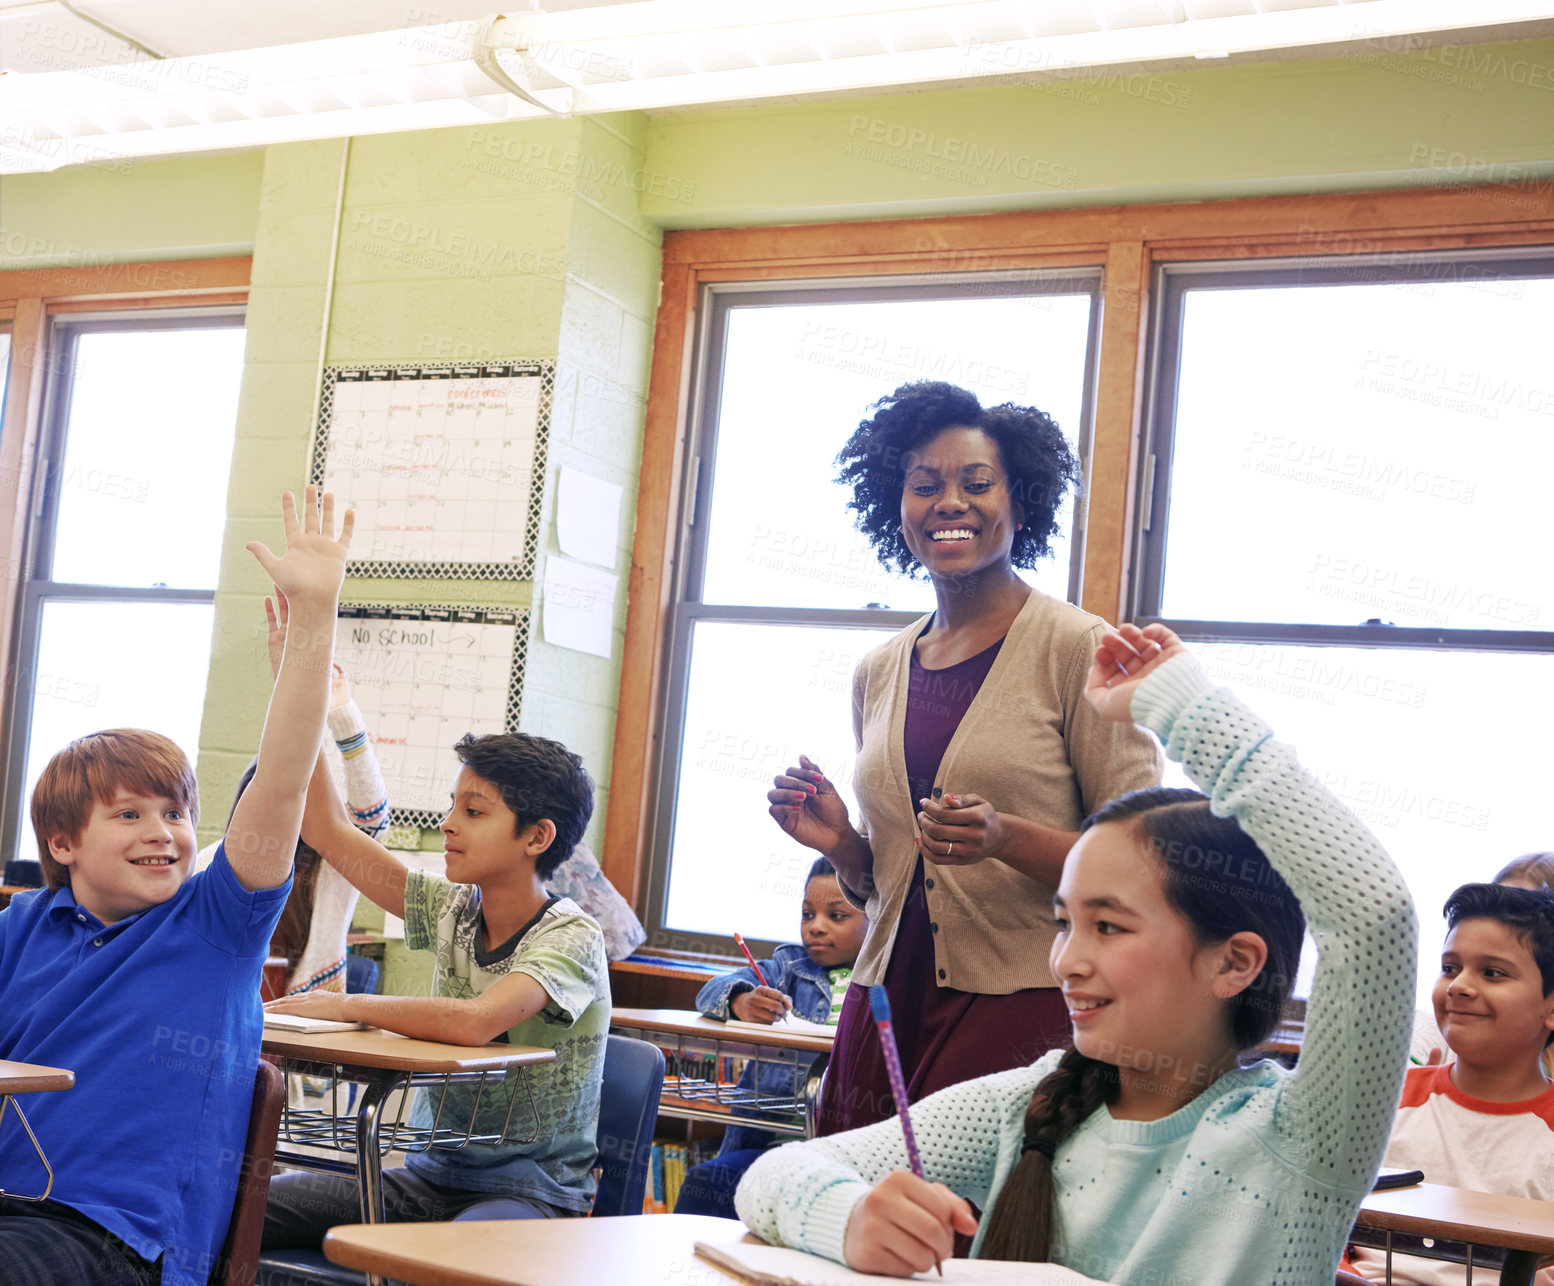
[806, 857, 837, 884]
[980, 786, 1306, 1264]
[834, 380, 1080, 578]
[1444, 882, 1554, 997]
[31, 729, 200, 891]
[452, 733, 593, 881]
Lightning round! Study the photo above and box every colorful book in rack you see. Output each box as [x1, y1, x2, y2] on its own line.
[649, 1143, 667, 1214]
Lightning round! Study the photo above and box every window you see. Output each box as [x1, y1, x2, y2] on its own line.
[645, 275, 1101, 951]
[1134, 250, 1554, 999]
[3, 313, 247, 867]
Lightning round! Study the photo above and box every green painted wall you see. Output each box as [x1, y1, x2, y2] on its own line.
[640, 37, 1554, 227]
[0, 151, 264, 267]
[196, 115, 661, 859]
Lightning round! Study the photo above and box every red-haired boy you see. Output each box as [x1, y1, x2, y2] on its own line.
[0, 488, 351, 1286]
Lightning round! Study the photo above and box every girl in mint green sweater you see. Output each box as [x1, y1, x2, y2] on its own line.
[735, 625, 1418, 1286]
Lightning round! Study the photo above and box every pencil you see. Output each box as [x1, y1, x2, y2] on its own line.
[869, 985, 942, 1276]
[733, 932, 769, 988]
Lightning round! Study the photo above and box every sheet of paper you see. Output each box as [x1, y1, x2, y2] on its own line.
[694, 1241, 1105, 1285]
[726, 1015, 837, 1039]
[556, 466, 622, 569]
[542, 555, 618, 658]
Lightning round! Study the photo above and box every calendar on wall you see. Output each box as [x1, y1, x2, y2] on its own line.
[335, 603, 528, 829]
[311, 360, 554, 580]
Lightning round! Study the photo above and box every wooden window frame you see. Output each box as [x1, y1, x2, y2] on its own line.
[603, 183, 1554, 909]
[0, 258, 250, 809]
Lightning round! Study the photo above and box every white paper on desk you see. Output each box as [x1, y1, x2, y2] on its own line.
[542, 556, 617, 659]
[726, 1015, 836, 1039]
[694, 1242, 1104, 1284]
[556, 467, 622, 569]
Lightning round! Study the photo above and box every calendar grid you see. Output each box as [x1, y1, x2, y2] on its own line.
[311, 360, 553, 582]
[336, 603, 530, 831]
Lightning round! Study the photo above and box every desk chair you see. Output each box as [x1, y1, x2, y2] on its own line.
[213, 1061, 286, 1286]
[255, 1034, 667, 1285]
[592, 1034, 664, 1217]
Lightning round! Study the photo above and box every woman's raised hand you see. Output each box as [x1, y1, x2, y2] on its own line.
[842, 1171, 979, 1277]
[768, 753, 853, 855]
[1083, 622, 1187, 723]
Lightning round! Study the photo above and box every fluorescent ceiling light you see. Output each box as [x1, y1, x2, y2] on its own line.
[2, 0, 1553, 172]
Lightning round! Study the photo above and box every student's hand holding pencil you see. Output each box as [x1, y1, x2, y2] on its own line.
[842, 1171, 978, 1278]
[731, 986, 792, 1024]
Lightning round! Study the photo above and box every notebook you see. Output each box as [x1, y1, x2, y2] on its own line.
[693, 1242, 1105, 1284]
[262, 1012, 369, 1034]
[724, 1014, 836, 1039]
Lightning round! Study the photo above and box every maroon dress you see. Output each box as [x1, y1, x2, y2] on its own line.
[818, 634, 1071, 1135]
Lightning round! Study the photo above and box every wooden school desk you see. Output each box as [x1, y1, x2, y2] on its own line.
[609, 1007, 833, 1138]
[326, 1213, 752, 1286]
[1354, 1180, 1554, 1286]
[0, 1058, 74, 1202]
[262, 1028, 555, 1286]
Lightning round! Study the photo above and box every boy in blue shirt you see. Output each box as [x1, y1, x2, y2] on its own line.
[0, 488, 352, 1286]
[675, 858, 867, 1219]
[259, 672, 610, 1237]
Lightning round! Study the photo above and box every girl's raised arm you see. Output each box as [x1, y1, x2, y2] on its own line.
[1115, 628, 1417, 1193]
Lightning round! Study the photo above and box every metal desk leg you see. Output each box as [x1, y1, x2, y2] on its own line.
[1501, 1250, 1539, 1286]
[0, 1095, 55, 1202]
[354, 1072, 405, 1286]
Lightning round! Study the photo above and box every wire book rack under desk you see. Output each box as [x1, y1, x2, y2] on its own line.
[622, 1027, 828, 1139]
[276, 1064, 542, 1156]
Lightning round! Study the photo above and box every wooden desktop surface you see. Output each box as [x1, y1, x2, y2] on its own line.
[261, 1028, 555, 1074]
[611, 1007, 835, 1055]
[0, 1059, 74, 1094]
[326, 1212, 750, 1286]
[1356, 1181, 1554, 1255]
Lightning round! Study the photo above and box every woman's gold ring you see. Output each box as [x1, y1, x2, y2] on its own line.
[946, 842, 953, 858]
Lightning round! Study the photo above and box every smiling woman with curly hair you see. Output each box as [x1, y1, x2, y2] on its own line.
[835, 381, 1079, 579]
[766, 380, 1162, 1137]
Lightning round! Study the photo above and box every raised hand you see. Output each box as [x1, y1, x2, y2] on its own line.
[245, 486, 353, 609]
[842, 1170, 979, 1276]
[768, 754, 855, 856]
[1083, 622, 1187, 723]
[329, 662, 352, 711]
[263, 588, 289, 679]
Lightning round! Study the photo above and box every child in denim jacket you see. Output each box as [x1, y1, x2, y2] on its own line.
[675, 859, 866, 1218]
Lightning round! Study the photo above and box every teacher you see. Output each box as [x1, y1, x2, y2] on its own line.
[768, 381, 1162, 1134]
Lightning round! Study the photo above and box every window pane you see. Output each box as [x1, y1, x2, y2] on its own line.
[52, 327, 245, 589]
[1163, 643, 1544, 1008]
[701, 293, 1093, 611]
[0, 332, 10, 424]
[662, 620, 894, 942]
[17, 600, 216, 868]
[1162, 278, 1554, 630]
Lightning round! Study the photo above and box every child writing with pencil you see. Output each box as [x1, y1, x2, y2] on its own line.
[676, 859, 868, 1218]
[738, 623, 1418, 1285]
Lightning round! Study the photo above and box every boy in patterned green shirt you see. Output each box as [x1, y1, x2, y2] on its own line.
[261, 723, 609, 1243]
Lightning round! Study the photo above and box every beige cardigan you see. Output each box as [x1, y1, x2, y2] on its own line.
[842, 590, 1162, 993]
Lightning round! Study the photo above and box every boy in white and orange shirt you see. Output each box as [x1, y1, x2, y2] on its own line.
[1349, 882, 1554, 1285]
